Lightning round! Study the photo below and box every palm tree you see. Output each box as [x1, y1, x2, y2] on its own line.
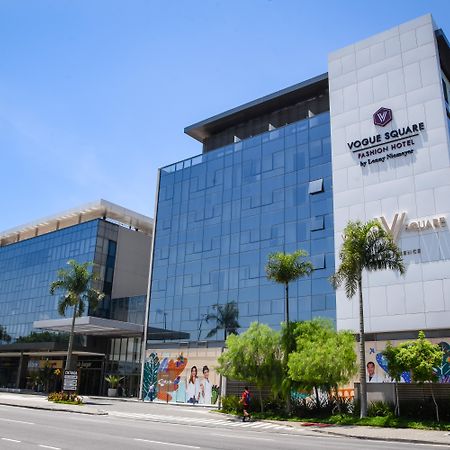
[205, 301, 240, 341]
[0, 325, 11, 343]
[50, 259, 105, 371]
[265, 250, 313, 325]
[265, 250, 313, 413]
[330, 220, 405, 418]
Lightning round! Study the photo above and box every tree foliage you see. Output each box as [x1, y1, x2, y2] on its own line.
[288, 319, 357, 395]
[50, 259, 104, 370]
[330, 220, 405, 418]
[265, 250, 314, 287]
[205, 301, 240, 341]
[0, 325, 11, 343]
[396, 331, 443, 383]
[330, 220, 405, 298]
[216, 322, 282, 412]
[382, 332, 443, 421]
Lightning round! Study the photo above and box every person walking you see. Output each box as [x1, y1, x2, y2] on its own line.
[239, 386, 251, 422]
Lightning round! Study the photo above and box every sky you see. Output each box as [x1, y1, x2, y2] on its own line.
[1, 0, 449, 231]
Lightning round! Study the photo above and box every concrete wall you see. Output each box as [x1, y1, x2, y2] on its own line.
[328, 14, 450, 333]
[112, 227, 152, 299]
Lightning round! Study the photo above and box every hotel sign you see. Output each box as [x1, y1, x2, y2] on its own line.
[347, 108, 426, 167]
[379, 212, 446, 256]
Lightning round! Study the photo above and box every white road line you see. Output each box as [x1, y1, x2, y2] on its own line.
[134, 438, 200, 448]
[211, 433, 274, 442]
[1, 438, 21, 443]
[39, 445, 62, 450]
[0, 417, 35, 425]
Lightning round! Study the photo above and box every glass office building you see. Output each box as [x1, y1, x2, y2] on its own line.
[0, 219, 112, 343]
[149, 76, 335, 341]
[0, 200, 153, 394]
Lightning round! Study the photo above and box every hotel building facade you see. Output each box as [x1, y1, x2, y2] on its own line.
[143, 14, 450, 401]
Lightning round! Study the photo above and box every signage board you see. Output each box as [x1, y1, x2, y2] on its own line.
[63, 370, 78, 392]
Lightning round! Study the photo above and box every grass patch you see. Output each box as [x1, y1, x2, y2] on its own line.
[50, 400, 84, 406]
[217, 410, 450, 431]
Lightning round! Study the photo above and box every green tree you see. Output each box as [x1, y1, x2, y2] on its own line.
[330, 220, 405, 418]
[50, 260, 104, 371]
[396, 331, 443, 422]
[16, 331, 69, 344]
[205, 301, 240, 341]
[381, 342, 404, 416]
[216, 322, 282, 412]
[265, 250, 313, 325]
[0, 325, 11, 343]
[288, 319, 357, 408]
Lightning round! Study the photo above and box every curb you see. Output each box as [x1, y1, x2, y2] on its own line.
[0, 401, 108, 416]
[311, 427, 449, 446]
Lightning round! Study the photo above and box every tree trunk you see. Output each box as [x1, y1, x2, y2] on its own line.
[65, 302, 78, 372]
[284, 282, 292, 415]
[285, 282, 289, 324]
[394, 382, 400, 417]
[314, 386, 320, 410]
[258, 388, 264, 413]
[430, 384, 440, 423]
[335, 385, 341, 414]
[358, 278, 368, 418]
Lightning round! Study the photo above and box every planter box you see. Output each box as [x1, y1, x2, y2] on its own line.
[108, 388, 118, 397]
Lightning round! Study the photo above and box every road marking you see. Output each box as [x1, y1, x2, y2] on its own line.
[134, 438, 200, 448]
[39, 446, 62, 450]
[0, 417, 35, 425]
[1, 438, 21, 443]
[211, 433, 274, 441]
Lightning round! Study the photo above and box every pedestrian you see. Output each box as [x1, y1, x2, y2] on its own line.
[239, 386, 251, 422]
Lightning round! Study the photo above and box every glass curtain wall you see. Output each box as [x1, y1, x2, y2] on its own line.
[150, 112, 335, 340]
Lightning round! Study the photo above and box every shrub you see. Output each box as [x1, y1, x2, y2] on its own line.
[367, 401, 394, 417]
[263, 397, 286, 415]
[48, 391, 83, 404]
[292, 395, 355, 418]
[221, 395, 241, 414]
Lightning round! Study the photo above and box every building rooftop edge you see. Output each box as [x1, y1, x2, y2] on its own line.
[0, 199, 153, 246]
[184, 72, 329, 143]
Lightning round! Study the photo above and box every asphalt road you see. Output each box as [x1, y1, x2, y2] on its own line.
[0, 404, 445, 450]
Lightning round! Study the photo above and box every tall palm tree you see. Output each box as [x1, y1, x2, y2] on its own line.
[330, 220, 405, 418]
[265, 250, 313, 413]
[205, 301, 240, 341]
[50, 259, 105, 371]
[265, 250, 313, 325]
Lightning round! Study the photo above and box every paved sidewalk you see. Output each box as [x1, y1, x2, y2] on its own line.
[0, 392, 107, 415]
[0, 392, 449, 445]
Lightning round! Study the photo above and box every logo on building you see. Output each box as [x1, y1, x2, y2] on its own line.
[379, 212, 405, 242]
[373, 107, 392, 127]
[379, 212, 447, 243]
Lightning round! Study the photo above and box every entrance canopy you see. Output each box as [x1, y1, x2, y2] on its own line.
[33, 316, 190, 340]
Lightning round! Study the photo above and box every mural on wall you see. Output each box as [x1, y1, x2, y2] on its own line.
[364, 340, 450, 383]
[143, 351, 221, 405]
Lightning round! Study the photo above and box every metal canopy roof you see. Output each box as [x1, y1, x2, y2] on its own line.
[0, 199, 153, 247]
[184, 73, 329, 143]
[33, 316, 190, 341]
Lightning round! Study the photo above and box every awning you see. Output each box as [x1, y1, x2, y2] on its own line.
[33, 316, 190, 340]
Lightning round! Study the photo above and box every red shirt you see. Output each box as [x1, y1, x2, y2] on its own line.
[241, 390, 250, 406]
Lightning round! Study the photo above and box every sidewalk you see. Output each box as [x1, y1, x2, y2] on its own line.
[0, 392, 107, 415]
[0, 392, 449, 445]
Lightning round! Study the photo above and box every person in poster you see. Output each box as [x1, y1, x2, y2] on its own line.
[186, 365, 200, 404]
[366, 361, 383, 382]
[199, 365, 212, 404]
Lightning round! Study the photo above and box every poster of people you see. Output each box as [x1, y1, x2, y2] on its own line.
[142, 348, 222, 405]
[363, 338, 450, 384]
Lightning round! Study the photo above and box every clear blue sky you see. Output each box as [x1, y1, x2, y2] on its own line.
[1, 0, 449, 230]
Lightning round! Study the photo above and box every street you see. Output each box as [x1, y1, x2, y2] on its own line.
[0, 403, 446, 450]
